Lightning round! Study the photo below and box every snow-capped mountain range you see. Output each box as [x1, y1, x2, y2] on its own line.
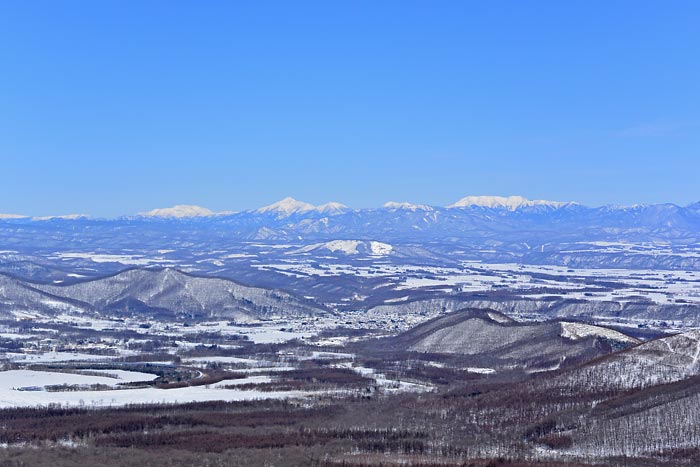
[383, 201, 433, 211]
[256, 197, 349, 217]
[5, 195, 698, 220]
[144, 195, 574, 218]
[2, 196, 699, 247]
[2, 195, 700, 273]
[138, 205, 221, 218]
[446, 195, 573, 210]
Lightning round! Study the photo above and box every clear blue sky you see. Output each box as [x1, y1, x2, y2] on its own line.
[1, 1, 699, 216]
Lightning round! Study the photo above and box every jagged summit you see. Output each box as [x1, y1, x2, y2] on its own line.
[257, 197, 315, 215]
[447, 195, 571, 210]
[315, 202, 350, 214]
[257, 197, 348, 216]
[138, 205, 222, 218]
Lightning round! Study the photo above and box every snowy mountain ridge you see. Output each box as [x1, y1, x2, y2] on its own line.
[138, 205, 228, 218]
[446, 195, 572, 210]
[383, 201, 433, 211]
[9, 196, 700, 220]
[256, 197, 349, 217]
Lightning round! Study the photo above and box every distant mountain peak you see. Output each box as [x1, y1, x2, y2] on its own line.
[447, 195, 570, 210]
[33, 214, 89, 221]
[257, 197, 348, 216]
[0, 213, 28, 219]
[315, 202, 349, 214]
[383, 201, 432, 211]
[257, 197, 315, 215]
[138, 205, 220, 218]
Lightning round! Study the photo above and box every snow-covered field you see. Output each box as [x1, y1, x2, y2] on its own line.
[0, 380, 311, 409]
[6, 351, 121, 363]
[334, 362, 432, 394]
[0, 369, 158, 391]
[0, 366, 324, 408]
[52, 252, 178, 266]
[254, 259, 700, 306]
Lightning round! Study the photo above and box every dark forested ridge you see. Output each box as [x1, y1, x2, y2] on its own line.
[2, 318, 700, 466]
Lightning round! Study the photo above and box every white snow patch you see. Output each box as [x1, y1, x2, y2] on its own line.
[560, 322, 638, 343]
[369, 241, 393, 256]
[486, 312, 512, 324]
[0, 370, 156, 391]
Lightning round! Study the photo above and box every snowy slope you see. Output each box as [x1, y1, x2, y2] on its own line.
[560, 322, 639, 344]
[315, 202, 349, 215]
[557, 329, 700, 390]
